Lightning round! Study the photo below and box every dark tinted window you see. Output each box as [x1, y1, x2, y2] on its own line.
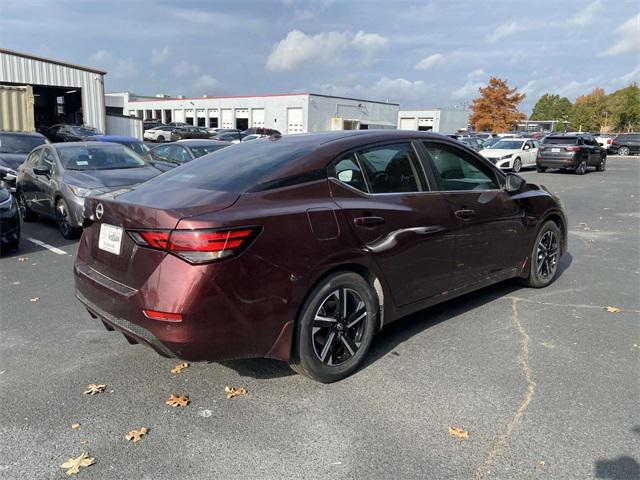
[423, 142, 499, 191]
[123, 142, 149, 155]
[330, 155, 368, 193]
[357, 143, 425, 193]
[143, 141, 315, 192]
[0, 134, 47, 154]
[543, 136, 578, 145]
[189, 145, 228, 158]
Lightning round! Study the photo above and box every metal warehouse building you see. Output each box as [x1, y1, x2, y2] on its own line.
[107, 92, 399, 134]
[0, 48, 106, 132]
[398, 109, 469, 133]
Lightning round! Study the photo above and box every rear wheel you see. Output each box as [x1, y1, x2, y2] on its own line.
[156, 135, 165, 143]
[595, 155, 606, 172]
[536, 165, 547, 173]
[575, 159, 587, 175]
[17, 192, 37, 222]
[290, 272, 377, 383]
[512, 157, 522, 173]
[522, 220, 561, 288]
[56, 198, 80, 239]
[617, 146, 630, 156]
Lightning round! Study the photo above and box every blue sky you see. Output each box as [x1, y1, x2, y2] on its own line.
[1, 0, 638, 113]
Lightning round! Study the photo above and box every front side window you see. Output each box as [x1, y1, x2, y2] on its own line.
[330, 155, 367, 193]
[356, 143, 424, 193]
[151, 145, 172, 161]
[26, 149, 42, 166]
[171, 146, 191, 164]
[423, 142, 499, 191]
[37, 148, 55, 169]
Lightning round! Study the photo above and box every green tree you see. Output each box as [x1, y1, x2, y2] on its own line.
[606, 83, 640, 132]
[530, 93, 572, 121]
[569, 88, 607, 132]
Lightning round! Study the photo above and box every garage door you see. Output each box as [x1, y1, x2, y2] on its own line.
[173, 110, 185, 123]
[399, 117, 417, 130]
[221, 109, 233, 128]
[252, 108, 264, 128]
[287, 107, 303, 134]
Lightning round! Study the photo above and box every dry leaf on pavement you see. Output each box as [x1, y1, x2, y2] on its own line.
[448, 426, 469, 441]
[30, 297, 39, 302]
[224, 386, 248, 399]
[71, 423, 80, 429]
[60, 451, 95, 476]
[166, 394, 189, 407]
[170, 363, 189, 374]
[83, 384, 106, 395]
[125, 427, 148, 443]
[605, 306, 621, 313]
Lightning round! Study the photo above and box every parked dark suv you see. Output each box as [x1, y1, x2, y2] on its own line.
[74, 131, 567, 383]
[536, 134, 606, 174]
[610, 133, 640, 156]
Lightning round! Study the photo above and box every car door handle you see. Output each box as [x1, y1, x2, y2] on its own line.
[454, 209, 476, 220]
[354, 216, 385, 227]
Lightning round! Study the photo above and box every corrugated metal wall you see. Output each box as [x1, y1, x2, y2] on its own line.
[106, 114, 143, 139]
[0, 50, 106, 132]
[0, 85, 35, 131]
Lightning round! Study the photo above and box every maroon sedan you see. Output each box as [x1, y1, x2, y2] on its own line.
[74, 131, 567, 382]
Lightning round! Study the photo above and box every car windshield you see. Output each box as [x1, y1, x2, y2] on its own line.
[70, 126, 100, 136]
[190, 145, 228, 158]
[0, 134, 47, 154]
[143, 140, 315, 192]
[492, 140, 525, 149]
[543, 137, 577, 145]
[58, 145, 147, 170]
[122, 142, 150, 155]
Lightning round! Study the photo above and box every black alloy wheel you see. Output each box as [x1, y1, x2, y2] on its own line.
[18, 192, 37, 222]
[523, 220, 561, 288]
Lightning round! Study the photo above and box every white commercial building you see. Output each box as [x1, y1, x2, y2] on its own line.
[0, 48, 106, 132]
[397, 109, 469, 133]
[106, 92, 399, 133]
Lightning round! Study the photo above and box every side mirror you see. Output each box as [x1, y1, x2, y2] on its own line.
[33, 166, 50, 176]
[504, 173, 525, 193]
[523, 145, 530, 150]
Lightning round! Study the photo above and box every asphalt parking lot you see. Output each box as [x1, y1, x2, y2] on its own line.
[1, 156, 638, 480]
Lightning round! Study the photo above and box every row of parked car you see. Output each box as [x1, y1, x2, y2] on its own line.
[143, 124, 281, 143]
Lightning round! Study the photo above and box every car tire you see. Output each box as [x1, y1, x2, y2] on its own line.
[522, 220, 561, 288]
[595, 155, 606, 172]
[156, 135, 165, 143]
[289, 272, 378, 383]
[17, 191, 37, 222]
[617, 146, 630, 156]
[575, 159, 587, 175]
[56, 198, 80, 239]
[512, 157, 522, 173]
[536, 166, 547, 173]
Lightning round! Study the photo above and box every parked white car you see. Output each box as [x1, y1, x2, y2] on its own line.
[143, 126, 177, 143]
[595, 134, 614, 151]
[480, 138, 540, 172]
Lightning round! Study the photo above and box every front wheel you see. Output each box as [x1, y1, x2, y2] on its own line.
[512, 157, 522, 173]
[156, 135, 165, 143]
[290, 272, 377, 383]
[536, 165, 547, 173]
[56, 198, 80, 239]
[522, 220, 561, 288]
[595, 156, 606, 172]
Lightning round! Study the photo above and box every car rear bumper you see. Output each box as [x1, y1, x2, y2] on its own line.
[537, 155, 579, 168]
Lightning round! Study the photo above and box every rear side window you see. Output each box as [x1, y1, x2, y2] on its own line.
[357, 143, 425, 193]
[423, 142, 499, 191]
[543, 137, 577, 145]
[142, 140, 315, 193]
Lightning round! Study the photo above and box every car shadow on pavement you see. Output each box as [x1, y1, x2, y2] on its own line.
[595, 456, 640, 480]
[217, 358, 297, 380]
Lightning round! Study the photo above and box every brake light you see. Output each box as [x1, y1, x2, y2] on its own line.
[143, 309, 182, 322]
[128, 227, 259, 264]
[565, 146, 581, 152]
[607, 138, 612, 145]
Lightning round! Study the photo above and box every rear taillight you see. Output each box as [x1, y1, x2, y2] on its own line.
[565, 146, 581, 152]
[128, 227, 259, 264]
[607, 138, 613, 145]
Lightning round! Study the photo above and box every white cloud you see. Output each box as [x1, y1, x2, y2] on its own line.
[173, 61, 201, 78]
[192, 74, 220, 94]
[467, 69, 487, 79]
[451, 80, 484, 100]
[621, 64, 640, 83]
[90, 50, 137, 80]
[603, 13, 640, 56]
[569, 0, 602, 26]
[520, 80, 538, 97]
[151, 46, 170, 65]
[265, 29, 387, 71]
[487, 21, 523, 42]
[414, 53, 445, 70]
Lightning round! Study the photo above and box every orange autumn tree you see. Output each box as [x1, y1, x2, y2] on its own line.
[469, 77, 526, 132]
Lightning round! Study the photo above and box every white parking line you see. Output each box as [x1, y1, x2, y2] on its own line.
[25, 236, 68, 256]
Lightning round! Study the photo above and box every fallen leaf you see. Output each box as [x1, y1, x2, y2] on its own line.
[170, 362, 189, 374]
[18, 257, 27, 262]
[30, 297, 40, 303]
[83, 384, 106, 395]
[79, 440, 88, 445]
[166, 394, 189, 407]
[125, 427, 148, 443]
[60, 451, 95, 476]
[605, 306, 621, 313]
[71, 423, 81, 429]
[448, 426, 469, 441]
[224, 386, 248, 399]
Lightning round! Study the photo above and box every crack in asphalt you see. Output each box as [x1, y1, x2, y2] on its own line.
[505, 296, 640, 314]
[475, 299, 536, 480]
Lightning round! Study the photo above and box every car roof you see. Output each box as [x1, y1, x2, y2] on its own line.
[174, 139, 231, 146]
[51, 141, 128, 150]
[0, 131, 46, 138]
[91, 135, 141, 142]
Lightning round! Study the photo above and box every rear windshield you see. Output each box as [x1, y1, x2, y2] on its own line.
[0, 133, 47, 154]
[144, 140, 315, 192]
[543, 137, 577, 145]
[58, 145, 147, 170]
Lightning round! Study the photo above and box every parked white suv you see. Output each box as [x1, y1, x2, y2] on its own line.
[480, 138, 540, 172]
